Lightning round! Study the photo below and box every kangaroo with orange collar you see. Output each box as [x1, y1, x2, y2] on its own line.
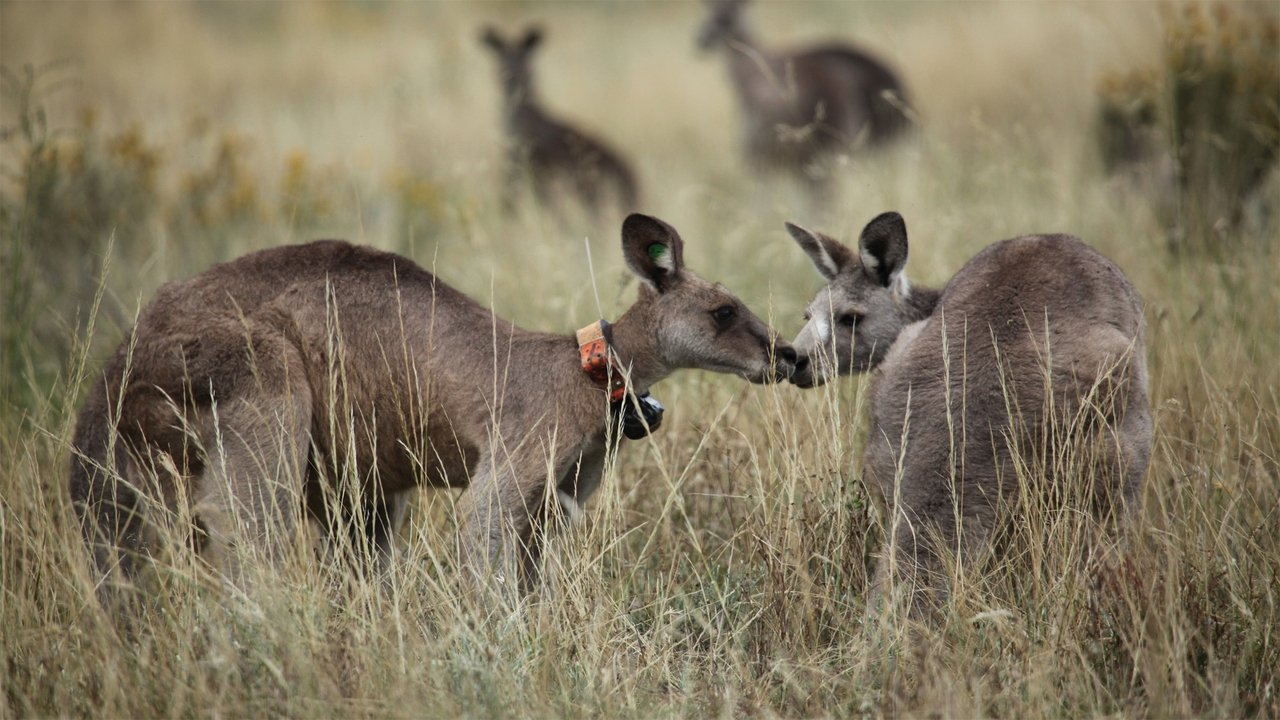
[70, 214, 799, 603]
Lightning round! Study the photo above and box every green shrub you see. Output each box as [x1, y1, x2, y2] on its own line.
[0, 68, 363, 410]
[1, 64, 175, 412]
[1097, 3, 1280, 249]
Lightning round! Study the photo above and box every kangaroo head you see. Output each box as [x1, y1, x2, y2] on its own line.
[480, 25, 543, 99]
[786, 211, 922, 387]
[697, 0, 750, 52]
[617, 213, 798, 386]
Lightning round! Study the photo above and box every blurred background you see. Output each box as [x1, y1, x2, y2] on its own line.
[10, 0, 1266, 393]
[2, 2, 1274, 375]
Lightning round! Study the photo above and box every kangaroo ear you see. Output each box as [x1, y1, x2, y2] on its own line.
[857, 211, 908, 287]
[785, 222, 854, 281]
[622, 213, 685, 292]
[480, 26, 504, 52]
[521, 26, 544, 52]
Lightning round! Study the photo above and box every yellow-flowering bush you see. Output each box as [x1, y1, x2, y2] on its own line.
[1, 64, 163, 403]
[1098, 3, 1279, 248]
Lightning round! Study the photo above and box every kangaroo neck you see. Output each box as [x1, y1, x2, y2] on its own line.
[721, 29, 769, 71]
[501, 83, 544, 128]
[905, 285, 942, 322]
[599, 301, 670, 396]
[720, 22, 760, 55]
[722, 32, 783, 105]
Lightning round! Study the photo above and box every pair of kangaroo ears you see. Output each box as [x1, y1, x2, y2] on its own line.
[480, 26, 543, 54]
[622, 214, 685, 292]
[785, 211, 908, 287]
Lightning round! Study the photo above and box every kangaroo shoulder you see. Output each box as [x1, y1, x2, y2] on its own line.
[869, 318, 937, 407]
[879, 318, 930, 375]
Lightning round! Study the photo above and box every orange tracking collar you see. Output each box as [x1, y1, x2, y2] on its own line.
[576, 320, 627, 402]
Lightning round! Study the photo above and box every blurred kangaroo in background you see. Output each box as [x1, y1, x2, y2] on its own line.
[785, 212, 1152, 618]
[481, 25, 640, 218]
[70, 214, 797, 607]
[697, 0, 912, 195]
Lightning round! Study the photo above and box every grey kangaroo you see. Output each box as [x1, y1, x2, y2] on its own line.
[785, 212, 1151, 617]
[481, 25, 640, 217]
[70, 214, 797, 605]
[698, 0, 912, 192]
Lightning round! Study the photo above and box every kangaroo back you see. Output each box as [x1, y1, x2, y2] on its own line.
[863, 235, 1151, 616]
[783, 213, 1151, 619]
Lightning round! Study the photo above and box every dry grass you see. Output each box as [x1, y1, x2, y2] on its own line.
[2, 1, 1278, 717]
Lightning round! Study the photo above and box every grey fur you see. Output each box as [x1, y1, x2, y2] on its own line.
[786, 212, 1152, 617]
[698, 0, 912, 192]
[69, 214, 796, 606]
[481, 25, 639, 217]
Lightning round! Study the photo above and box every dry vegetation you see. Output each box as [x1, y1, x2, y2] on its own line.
[2, 1, 1278, 717]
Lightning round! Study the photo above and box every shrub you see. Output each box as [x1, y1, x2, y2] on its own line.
[1097, 3, 1280, 249]
[1, 63, 162, 407]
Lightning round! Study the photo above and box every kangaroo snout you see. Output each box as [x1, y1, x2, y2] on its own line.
[770, 340, 804, 383]
[788, 351, 817, 388]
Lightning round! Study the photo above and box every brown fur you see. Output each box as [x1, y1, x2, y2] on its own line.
[70, 214, 796, 603]
[697, 0, 912, 192]
[785, 212, 1152, 617]
[481, 25, 640, 218]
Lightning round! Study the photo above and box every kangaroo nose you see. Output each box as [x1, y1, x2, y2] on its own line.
[793, 354, 809, 373]
[777, 345, 798, 366]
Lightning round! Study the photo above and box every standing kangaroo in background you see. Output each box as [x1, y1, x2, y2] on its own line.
[698, 0, 912, 194]
[785, 212, 1152, 617]
[70, 214, 797, 605]
[481, 25, 640, 218]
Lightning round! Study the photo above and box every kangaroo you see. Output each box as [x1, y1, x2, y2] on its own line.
[697, 0, 912, 193]
[480, 25, 640, 218]
[70, 214, 797, 605]
[784, 212, 1152, 617]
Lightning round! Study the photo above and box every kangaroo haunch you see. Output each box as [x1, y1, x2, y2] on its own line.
[786, 211, 1152, 618]
[70, 214, 797, 603]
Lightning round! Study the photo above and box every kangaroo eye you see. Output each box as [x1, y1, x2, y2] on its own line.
[802, 311, 812, 322]
[838, 312, 862, 328]
[712, 305, 736, 323]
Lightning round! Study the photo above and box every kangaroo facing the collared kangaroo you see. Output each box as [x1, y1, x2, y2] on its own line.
[481, 25, 640, 218]
[785, 212, 1152, 617]
[697, 0, 912, 194]
[70, 214, 797, 606]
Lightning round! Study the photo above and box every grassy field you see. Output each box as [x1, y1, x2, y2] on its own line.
[2, 1, 1278, 717]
